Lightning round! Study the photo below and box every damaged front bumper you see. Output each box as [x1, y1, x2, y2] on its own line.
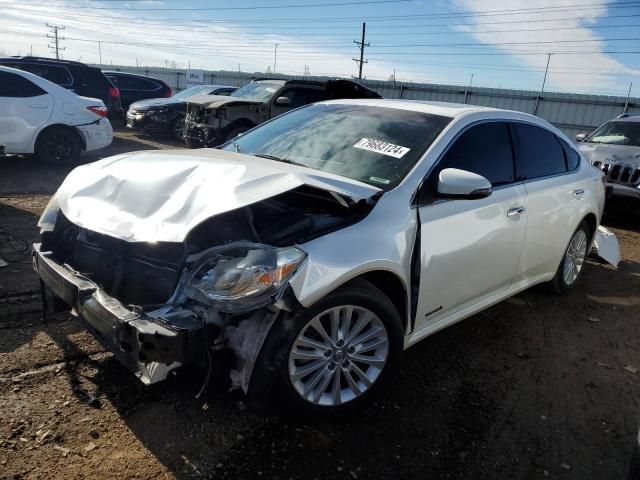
[33, 244, 213, 384]
[183, 105, 228, 147]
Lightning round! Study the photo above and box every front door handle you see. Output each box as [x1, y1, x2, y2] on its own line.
[573, 188, 585, 197]
[507, 206, 526, 218]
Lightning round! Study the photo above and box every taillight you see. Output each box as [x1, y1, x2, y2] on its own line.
[165, 88, 173, 98]
[109, 86, 120, 98]
[87, 106, 108, 118]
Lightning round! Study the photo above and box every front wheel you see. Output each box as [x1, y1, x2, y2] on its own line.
[551, 221, 591, 294]
[268, 279, 403, 416]
[171, 115, 186, 141]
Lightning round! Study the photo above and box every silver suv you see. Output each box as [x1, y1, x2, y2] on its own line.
[576, 113, 640, 201]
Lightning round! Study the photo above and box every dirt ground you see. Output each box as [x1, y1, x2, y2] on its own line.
[1, 128, 640, 480]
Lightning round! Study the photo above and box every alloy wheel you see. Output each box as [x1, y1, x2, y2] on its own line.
[45, 134, 73, 161]
[173, 117, 185, 140]
[288, 305, 389, 407]
[563, 229, 588, 285]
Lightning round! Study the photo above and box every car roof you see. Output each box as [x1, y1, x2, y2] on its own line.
[0, 56, 89, 67]
[319, 98, 504, 117]
[614, 113, 640, 123]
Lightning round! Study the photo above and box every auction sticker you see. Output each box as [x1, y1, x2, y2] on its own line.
[353, 138, 410, 159]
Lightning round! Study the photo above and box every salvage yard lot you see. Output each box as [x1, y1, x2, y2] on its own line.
[1, 129, 640, 480]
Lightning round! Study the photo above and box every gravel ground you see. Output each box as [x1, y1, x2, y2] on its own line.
[1, 128, 639, 480]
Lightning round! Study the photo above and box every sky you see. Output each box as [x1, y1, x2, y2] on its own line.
[2, 0, 640, 96]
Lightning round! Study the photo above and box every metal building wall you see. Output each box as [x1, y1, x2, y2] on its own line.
[100, 65, 639, 139]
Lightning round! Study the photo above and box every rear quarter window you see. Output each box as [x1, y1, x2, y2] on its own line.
[512, 123, 567, 180]
[74, 67, 112, 90]
[560, 140, 581, 171]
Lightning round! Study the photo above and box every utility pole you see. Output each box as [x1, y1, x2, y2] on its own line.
[273, 43, 279, 75]
[464, 73, 474, 104]
[46, 24, 65, 59]
[624, 81, 633, 113]
[353, 22, 369, 80]
[534, 53, 551, 115]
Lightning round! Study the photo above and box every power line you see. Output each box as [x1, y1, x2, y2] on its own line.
[46, 23, 65, 59]
[5, 1, 640, 22]
[9, 0, 414, 11]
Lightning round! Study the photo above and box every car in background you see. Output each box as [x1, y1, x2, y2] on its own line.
[0, 56, 123, 119]
[183, 78, 381, 147]
[33, 100, 618, 415]
[576, 113, 640, 203]
[126, 84, 236, 140]
[0, 66, 113, 164]
[103, 71, 172, 112]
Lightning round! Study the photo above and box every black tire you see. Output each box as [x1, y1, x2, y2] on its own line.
[170, 115, 186, 141]
[35, 126, 82, 164]
[184, 136, 202, 149]
[225, 125, 250, 143]
[551, 220, 592, 294]
[257, 278, 403, 416]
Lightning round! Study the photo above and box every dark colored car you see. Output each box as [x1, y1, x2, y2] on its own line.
[183, 78, 381, 147]
[103, 71, 173, 112]
[0, 56, 123, 119]
[126, 84, 236, 140]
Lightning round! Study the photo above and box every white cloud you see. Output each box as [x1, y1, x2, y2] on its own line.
[453, 0, 640, 92]
[0, 0, 398, 80]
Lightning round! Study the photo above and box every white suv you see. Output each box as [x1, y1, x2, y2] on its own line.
[0, 66, 113, 163]
[33, 99, 618, 415]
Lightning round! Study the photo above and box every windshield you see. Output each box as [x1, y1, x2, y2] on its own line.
[231, 82, 282, 102]
[173, 86, 214, 99]
[220, 103, 451, 190]
[588, 121, 640, 147]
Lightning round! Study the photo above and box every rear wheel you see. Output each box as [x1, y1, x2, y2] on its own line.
[35, 127, 82, 164]
[269, 279, 403, 416]
[551, 221, 591, 294]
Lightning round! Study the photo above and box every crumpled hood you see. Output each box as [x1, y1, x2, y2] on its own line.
[186, 94, 260, 109]
[578, 142, 640, 168]
[55, 149, 380, 243]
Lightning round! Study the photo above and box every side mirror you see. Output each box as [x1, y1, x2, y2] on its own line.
[576, 133, 587, 142]
[437, 168, 492, 199]
[275, 96, 291, 106]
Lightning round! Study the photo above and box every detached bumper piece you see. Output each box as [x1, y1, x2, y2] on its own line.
[33, 245, 208, 384]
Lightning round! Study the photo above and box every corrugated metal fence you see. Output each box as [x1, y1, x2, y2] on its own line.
[100, 64, 640, 139]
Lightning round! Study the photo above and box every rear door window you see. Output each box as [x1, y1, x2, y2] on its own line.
[19, 63, 72, 86]
[512, 123, 567, 180]
[0, 71, 47, 97]
[436, 122, 515, 186]
[116, 75, 159, 91]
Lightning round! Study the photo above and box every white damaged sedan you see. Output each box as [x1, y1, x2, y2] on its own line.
[33, 99, 619, 415]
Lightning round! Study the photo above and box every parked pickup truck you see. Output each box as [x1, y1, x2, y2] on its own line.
[183, 78, 381, 148]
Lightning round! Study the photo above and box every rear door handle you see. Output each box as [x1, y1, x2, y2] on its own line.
[507, 206, 526, 217]
[572, 188, 585, 197]
[27, 104, 49, 109]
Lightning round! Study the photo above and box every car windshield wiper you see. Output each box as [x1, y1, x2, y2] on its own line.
[231, 140, 245, 154]
[253, 152, 310, 169]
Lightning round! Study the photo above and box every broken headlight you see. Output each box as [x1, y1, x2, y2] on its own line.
[37, 194, 60, 233]
[185, 242, 306, 313]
